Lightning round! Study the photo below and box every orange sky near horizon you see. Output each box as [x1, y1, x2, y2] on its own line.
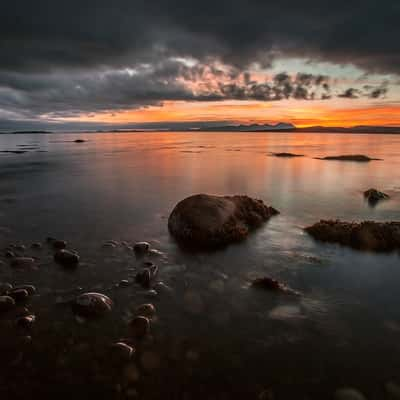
[70, 99, 400, 127]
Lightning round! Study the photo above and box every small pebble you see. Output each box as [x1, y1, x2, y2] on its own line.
[53, 240, 67, 249]
[54, 249, 79, 266]
[129, 316, 150, 338]
[14, 285, 36, 296]
[16, 314, 36, 330]
[135, 303, 156, 318]
[9, 289, 29, 302]
[133, 242, 150, 255]
[0, 295, 16, 312]
[0, 282, 13, 295]
[110, 342, 135, 362]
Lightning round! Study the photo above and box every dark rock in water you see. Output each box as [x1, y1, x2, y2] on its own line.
[129, 316, 150, 338]
[53, 240, 67, 249]
[168, 194, 279, 250]
[272, 152, 304, 158]
[11, 257, 35, 269]
[251, 277, 299, 295]
[9, 288, 29, 302]
[15, 244, 26, 252]
[74, 139, 86, 143]
[0, 295, 15, 312]
[31, 242, 42, 249]
[316, 154, 379, 162]
[72, 292, 113, 318]
[14, 285, 36, 296]
[364, 188, 389, 206]
[5, 250, 15, 258]
[54, 249, 79, 266]
[46, 237, 57, 243]
[153, 281, 173, 295]
[133, 242, 150, 255]
[110, 342, 135, 362]
[16, 315, 36, 330]
[305, 219, 400, 252]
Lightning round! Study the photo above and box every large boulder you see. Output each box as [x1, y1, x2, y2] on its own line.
[305, 219, 400, 252]
[168, 194, 278, 250]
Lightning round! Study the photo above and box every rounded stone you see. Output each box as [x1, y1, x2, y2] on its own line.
[9, 289, 29, 302]
[110, 342, 135, 362]
[133, 242, 150, 255]
[135, 303, 156, 318]
[14, 285, 36, 296]
[129, 316, 150, 338]
[53, 240, 67, 249]
[0, 295, 16, 312]
[72, 292, 113, 318]
[0, 283, 13, 295]
[54, 249, 80, 266]
[16, 314, 36, 329]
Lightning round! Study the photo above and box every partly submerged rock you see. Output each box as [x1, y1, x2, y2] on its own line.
[133, 241, 150, 255]
[271, 152, 304, 158]
[364, 188, 389, 206]
[129, 316, 150, 338]
[305, 219, 400, 252]
[168, 194, 278, 250]
[72, 292, 113, 318]
[316, 154, 379, 162]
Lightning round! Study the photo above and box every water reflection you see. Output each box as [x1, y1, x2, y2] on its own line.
[0, 132, 400, 399]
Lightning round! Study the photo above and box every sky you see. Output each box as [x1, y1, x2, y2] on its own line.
[0, 0, 399, 131]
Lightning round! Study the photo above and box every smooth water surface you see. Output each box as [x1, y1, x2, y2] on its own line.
[1, 132, 400, 399]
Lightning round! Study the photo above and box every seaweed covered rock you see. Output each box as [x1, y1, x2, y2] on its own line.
[305, 219, 400, 252]
[168, 194, 279, 250]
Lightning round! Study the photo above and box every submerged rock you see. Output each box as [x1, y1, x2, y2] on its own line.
[317, 154, 379, 162]
[251, 277, 300, 295]
[14, 285, 36, 296]
[0, 283, 13, 295]
[74, 139, 86, 143]
[16, 315, 36, 330]
[53, 240, 67, 249]
[72, 292, 113, 318]
[54, 249, 80, 266]
[364, 188, 389, 206]
[168, 194, 279, 250]
[305, 219, 400, 252]
[10, 257, 35, 269]
[135, 263, 158, 288]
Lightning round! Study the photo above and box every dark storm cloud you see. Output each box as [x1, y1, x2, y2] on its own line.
[0, 0, 399, 74]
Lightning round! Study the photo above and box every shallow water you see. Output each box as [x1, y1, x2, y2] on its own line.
[0, 132, 400, 399]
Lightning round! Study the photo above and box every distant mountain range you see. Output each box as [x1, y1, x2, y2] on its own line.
[200, 123, 400, 134]
[2, 124, 400, 134]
